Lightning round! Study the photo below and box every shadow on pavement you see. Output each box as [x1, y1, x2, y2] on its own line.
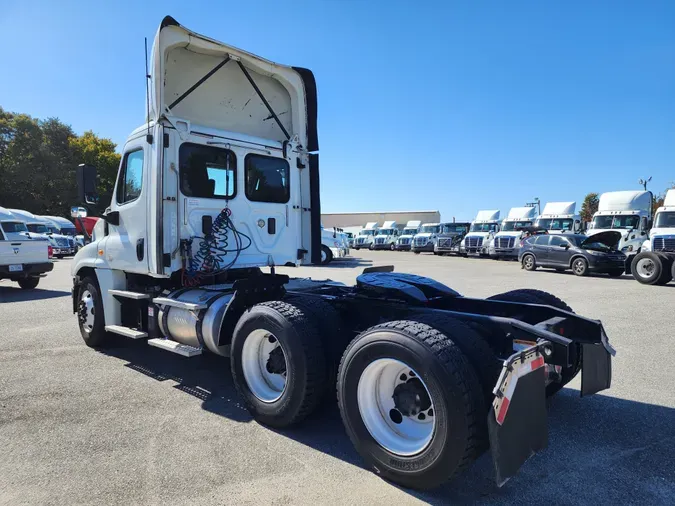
[0, 286, 71, 302]
[104, 340, 675, 504]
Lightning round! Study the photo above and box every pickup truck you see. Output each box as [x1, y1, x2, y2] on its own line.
[0, 233, 53, 289]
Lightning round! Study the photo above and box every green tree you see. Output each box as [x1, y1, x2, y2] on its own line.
[580, 192, 599, 223]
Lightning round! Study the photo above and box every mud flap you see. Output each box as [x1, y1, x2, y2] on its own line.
[581, 342, 613, 396]
[488, 350, 548, 486]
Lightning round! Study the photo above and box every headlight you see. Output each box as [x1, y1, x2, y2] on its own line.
[587, 250, 605, 256]
[621, 245, 633, 252]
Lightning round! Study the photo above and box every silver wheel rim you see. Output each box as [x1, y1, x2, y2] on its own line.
[241, 329, 287, 403]
[321, 248, 327, 263]
[524, 255, 534, 269]
[357, 359, 435, 456]
[636, 258, 655, 278]
[78, 290, 96, 333]
[574, 259, 585, 274]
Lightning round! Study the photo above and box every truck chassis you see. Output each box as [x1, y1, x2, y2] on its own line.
[72, 267, 614, 490]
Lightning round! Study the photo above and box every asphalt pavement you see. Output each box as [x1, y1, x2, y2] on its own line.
[1, 251, 674, 505]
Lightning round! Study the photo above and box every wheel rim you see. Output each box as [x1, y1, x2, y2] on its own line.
[524, 255, 534, 269]
[357, 358, 435, 456]
[636, 258, 655, 278]
[573, 259, 585, 274]
[78, 289, 95, 333]
[321, 248, 327, 263]
[241, 329, 287, 403]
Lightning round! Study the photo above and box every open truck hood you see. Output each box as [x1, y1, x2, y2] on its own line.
[150, 16, 318, 151]
[581, 231, 622, 250]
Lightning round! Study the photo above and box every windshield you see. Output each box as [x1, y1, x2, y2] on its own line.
[501, 221, 532, 232]
[441, 224, 468, 234]
[470, 223, 498, 232]
[377, 229, 394, 236]
[536, 218, 573, 231]
[46, 225, 59, 233]
[591, 215, 640, 230]
[1, 221, 29, 233]
[654, 211, 675, 229]
[27, 223, 49, 234]
[420, 225, 440, 234]
[359, 230, 376, 236]
[60, 227, 78, 236]
[402, 228, 417, 235]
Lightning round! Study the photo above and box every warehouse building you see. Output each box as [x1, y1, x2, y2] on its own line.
[322, 211, 441, 234]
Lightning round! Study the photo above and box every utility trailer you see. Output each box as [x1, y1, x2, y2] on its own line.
[70, 17, 615, 491]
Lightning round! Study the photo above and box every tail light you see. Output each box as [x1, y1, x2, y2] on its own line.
[48, 245, 53, 258]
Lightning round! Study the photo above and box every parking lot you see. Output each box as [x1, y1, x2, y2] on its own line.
[1, 251, 674, 505]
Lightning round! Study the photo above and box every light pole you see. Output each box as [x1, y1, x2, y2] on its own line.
[525, 198, 541, 215]
[638, 177, 652, 191]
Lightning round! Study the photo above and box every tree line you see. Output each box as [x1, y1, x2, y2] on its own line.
[0, 106, 120, 219]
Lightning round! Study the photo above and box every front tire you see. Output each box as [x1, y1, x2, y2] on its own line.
[390, 243, 395, 251]
[320, 245, 333, 265]
[631, 251, 666, 285]
[572, 257, 589, 276]
[18, 277, 40, 289]
[77, 276, 112, 348]
[230, 301, 327, 428]
[337, 320, 485, 490]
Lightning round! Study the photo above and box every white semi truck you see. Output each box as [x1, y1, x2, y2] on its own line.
[630, 189, 675, 285]
[372, 221, 399, 250]
[411, 222, 441, 253]
[461, 210, 500, 256]
[434, 222, 471, 255]
[534, 202, 582, 234]
[68, 16, 615, 491]
[9, 209, 76, 257]
[587, 191, 652, 255]
[353, 222, 378, 250]
[41, 215, 85, 250]
[491, 207, 538, 259]
[395, 220, 421, 251]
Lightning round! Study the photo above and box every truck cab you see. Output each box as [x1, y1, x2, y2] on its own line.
[491, 206, 538, 259]
[395, 220, 421, 251]
[372, 221, 399, 250]
[353, 222, 379, 250]
[534, 202, 582, 235]
[0, 206, 32, 241]
[41, 215, 83, 250]
[320, 225, 349, 264]
[587, 191, 652, 254]
[412, 223, 441, 253]
[434, 222, 470, 255]
[460, 210, 500, 256]
[642, 189, 675, 254]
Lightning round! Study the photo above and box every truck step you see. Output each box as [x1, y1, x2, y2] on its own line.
[147, 338, 203, 357]
[153, 297, 206, 312]
[105, 325, 148, 339]
[109, 289, 150, 300]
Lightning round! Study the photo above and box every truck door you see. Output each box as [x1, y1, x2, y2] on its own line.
[102, 136, 150, 274]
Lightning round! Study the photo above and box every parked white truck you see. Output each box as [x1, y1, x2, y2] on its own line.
[320, 226, 349, 264]
[411, 222, 441, 253]
[534, 202, 582, 234]
[67, 16, 615, 492]
[353, 222, 378, 250]
[394, 220, 421, 251]
[9, 209, 76, 257]
[434, 222, 471, 255]
[587, 191, 652, 255]
[372, 221, 399, 250]
[1, 216, 53, 289]
[460, 210, 500, 256]
[41, 215, 84, 250]
[630, 189, 675, 285]
[491, 207, 538, 259]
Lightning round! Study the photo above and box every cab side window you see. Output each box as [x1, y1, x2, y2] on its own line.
[116, 150, 144, 204]
[245, 154, 290, 203]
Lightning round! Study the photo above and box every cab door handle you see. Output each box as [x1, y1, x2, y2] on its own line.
[137, 238, 145, 261]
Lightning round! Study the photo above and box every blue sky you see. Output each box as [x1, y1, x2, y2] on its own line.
[1, 0, 673, 221]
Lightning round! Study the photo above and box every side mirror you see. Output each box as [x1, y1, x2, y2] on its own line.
[104, 210, 120, 226]
[77, 164, 99, 205]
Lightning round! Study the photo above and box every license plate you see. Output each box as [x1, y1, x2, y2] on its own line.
[9, 264, 23, 272]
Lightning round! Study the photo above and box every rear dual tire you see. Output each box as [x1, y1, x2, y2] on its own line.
[337, 320, 486, 490]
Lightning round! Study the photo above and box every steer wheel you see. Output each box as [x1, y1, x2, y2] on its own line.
[392, 377, 432, 417]
[266, 346, 287, 375]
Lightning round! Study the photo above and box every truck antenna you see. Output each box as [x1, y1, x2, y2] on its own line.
[145, 37, 153, 144]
